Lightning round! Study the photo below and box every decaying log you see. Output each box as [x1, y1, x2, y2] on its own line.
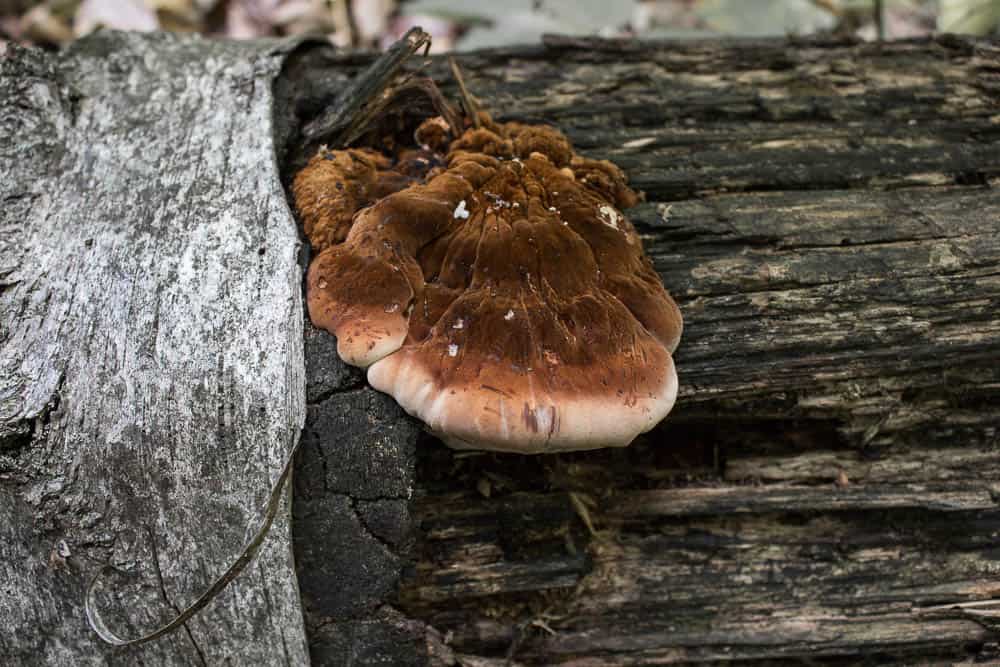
[3, 27, 1000, 667]
[374, 35, 1000, 665]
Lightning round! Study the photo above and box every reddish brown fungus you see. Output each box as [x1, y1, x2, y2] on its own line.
[295, 115, 682, 453]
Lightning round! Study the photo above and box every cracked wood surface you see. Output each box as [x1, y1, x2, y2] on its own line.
[364, 36, 1000, 664]
[291, 324, 425, 665]
[3, 29, 1000, 667]
[0, 32, 307, 664]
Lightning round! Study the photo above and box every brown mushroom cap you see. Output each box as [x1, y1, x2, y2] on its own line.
[300, 120, 682, 453]
[292, 148, 385, 253]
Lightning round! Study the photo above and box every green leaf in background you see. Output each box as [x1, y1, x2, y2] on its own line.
[694, 0, 836, 36]
[938, 0, 1000, 34]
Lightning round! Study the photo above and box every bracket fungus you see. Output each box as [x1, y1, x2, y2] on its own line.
[295, 115, 682, 453]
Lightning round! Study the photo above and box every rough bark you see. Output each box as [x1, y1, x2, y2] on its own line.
[1, 32, 308, 664]
[4, 28, 1000, 667]
[368, 35, 1000, 665]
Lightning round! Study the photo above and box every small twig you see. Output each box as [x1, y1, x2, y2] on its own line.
[914, 599, 1000, 632]
[874, 0, 885, 42]
[85, 439, 300, 647]
[303, 26, 432, 145]
[336, 76, 463, 148]
[921, 599, 1000, 613]
[569, 491, 599, 537]
[343, 0, 359, 48]
[449, 56, 480, 129]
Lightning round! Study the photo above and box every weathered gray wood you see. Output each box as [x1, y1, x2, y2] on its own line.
[1, 32, 308, 664]
[366, 36, 1000, 664]
[4, 29, 1000, 666]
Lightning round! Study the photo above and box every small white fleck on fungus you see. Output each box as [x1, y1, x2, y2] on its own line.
[598, 205, 621, 230]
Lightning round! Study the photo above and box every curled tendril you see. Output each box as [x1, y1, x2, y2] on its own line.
[85, 439, 299, 647]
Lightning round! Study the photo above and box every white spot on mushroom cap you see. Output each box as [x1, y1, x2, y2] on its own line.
[453, 318, 464, 329]
[448, 343, 459, 357]
[599, 205, 621, 231]
[454, 200, 470, 219]
[504, 309, 515, 321]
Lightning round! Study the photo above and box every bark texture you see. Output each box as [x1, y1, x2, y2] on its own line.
[1, 32, 308, 664]
[371, 35, 1000, 665]
[3, 28, 1000, 667]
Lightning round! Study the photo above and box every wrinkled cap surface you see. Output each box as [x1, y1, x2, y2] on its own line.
[296, 117, 682, 453]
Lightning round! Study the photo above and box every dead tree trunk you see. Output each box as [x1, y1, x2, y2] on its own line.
[1, 32, 309, 665]
[3, 29, 1000, 666]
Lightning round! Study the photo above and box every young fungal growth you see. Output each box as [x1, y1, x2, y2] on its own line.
[297, 114, 682, 453]
[293, 146, 445, 253]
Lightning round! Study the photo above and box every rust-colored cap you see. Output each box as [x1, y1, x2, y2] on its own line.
[300, 121, 682, 453]
[293, 148, 385, 253]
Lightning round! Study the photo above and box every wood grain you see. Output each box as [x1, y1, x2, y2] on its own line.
[382, 35, 1000, 665]
[1, 32, 308, 665]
